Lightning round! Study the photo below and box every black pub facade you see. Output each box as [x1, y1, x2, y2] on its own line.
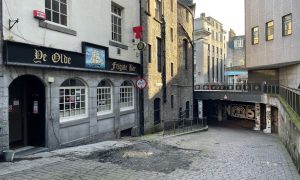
[1, 40, 140, 150]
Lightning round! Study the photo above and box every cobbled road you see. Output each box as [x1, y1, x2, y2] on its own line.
[0, 124, 299, 180]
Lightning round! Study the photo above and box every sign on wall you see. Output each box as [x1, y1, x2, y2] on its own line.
[4, 41, 140, 74]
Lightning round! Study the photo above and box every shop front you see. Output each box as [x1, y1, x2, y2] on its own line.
[3, 41, 140, 149]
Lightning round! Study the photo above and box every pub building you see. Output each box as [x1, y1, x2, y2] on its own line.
[2, 40, 140, 150]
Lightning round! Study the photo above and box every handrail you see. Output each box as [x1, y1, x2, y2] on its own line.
[194, 83, 300, 119]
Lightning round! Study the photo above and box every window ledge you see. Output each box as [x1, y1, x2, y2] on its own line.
[120, 109, 136, 116]
[39, 21, 77, 36]
[153, 17, 162, 24]
[109, 41, 128, 50]
[60, 116, 89, 128]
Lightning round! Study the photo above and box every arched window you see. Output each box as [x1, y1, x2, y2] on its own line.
[120, 81, 134, 111]
[59, 78, 87, 122]
[97, 80, 112, 115]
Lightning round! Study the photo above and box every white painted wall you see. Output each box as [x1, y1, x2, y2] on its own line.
[2, 0, 140, 63]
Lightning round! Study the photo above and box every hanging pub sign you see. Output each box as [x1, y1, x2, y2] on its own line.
[3, 41, 140, 75]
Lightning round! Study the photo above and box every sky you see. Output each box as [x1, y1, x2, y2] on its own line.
[195, 0, 245, 36]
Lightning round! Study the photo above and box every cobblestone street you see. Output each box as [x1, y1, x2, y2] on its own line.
[0, 125, 299, 180]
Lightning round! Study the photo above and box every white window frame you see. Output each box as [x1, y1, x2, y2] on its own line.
[59, 86, 88, 123]
[45, 0, 68, 26]
[97, 85, 113, 116]
[111, 4, 123, 43]
[120, 84, 134, 111]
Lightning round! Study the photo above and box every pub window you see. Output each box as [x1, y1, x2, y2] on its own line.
[59, 78, 87, 122]
[112, 4, 123, 42]
[252, 26, 259, 45]
[266, 20, 274, 41]
[120, 81, 134, 111]
[282, 14, 292, 36]
[45, 0, 68, 26]
[97, 80, 113, 115]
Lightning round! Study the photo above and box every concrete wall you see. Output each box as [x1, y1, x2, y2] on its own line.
[2, 0, 140, 63]
[268, 96, 300, 173]
[279, 64, 300, 89]
[245, 0, 300, 69]
[248, 69, 279, 84]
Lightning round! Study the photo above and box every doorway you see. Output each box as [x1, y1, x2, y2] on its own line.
[9, 75, 46, 149]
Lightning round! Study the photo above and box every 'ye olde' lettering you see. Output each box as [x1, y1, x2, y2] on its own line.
[52, 53, 71, 64]
[33, 49, 47, 63]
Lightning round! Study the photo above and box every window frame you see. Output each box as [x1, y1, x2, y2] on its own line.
[120, 82, 134, 111]
[155, 0, 162, 20]
[157, 37, 162, 72]
[97, 81, 113, 115]
[252, 26, 259, 45]
[45, 0, 68, 26]
[111, 3, 123, 43]
[59, 79, 88, 123]
[266, 20, 274, 41]
[183, 39, 188, 69]
[282, 14, 292, 36]
[148, 44, 152, 63]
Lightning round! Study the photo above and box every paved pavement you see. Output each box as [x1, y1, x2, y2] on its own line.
[0, 124, 299, 180]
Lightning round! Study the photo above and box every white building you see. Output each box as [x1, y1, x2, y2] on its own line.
[0, 0, 141, 152]
[194, 13, 227, 85]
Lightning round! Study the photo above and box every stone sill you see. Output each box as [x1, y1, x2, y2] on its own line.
[39, 21, 77, 36]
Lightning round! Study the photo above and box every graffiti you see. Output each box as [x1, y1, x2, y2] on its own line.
[228, 104, 255, 120]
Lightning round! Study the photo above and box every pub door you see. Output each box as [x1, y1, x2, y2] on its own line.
[9, 75, 46, 148]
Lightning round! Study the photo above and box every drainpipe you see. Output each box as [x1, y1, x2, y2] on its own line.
[139, 0, 144, 135]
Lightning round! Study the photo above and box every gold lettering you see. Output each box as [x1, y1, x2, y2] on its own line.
[52, 53, 71, 64]
[129, 64, 136, 72]
[33, 49, 47, 63]
[111, 62, 128, 71]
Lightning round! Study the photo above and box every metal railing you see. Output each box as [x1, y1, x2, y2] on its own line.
[162, 116, 207, 136]
[194, 83, 264, 93]
[194, 83, 300, 119]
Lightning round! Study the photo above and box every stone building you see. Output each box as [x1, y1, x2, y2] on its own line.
[245, 0, 300, 88]
[225, 29, 247, 84]
[0, 0, 141, 152]
[140, 0, 195, 132]
[194, 13, 227, 85]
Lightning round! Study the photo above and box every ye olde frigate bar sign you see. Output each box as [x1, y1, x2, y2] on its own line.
[3, 41, 140, 74]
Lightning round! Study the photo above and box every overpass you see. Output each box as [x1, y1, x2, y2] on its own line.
[194, 83, 300, 133]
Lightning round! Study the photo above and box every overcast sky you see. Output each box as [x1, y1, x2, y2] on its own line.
[195, 0, 245, 36]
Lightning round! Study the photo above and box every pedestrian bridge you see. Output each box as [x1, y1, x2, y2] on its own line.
[194, 83, 300, 117]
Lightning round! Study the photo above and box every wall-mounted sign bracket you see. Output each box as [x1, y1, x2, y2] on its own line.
[9, 18, 19, 30]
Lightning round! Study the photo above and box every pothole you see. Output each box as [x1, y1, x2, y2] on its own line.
[84, 141, 201, 174]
